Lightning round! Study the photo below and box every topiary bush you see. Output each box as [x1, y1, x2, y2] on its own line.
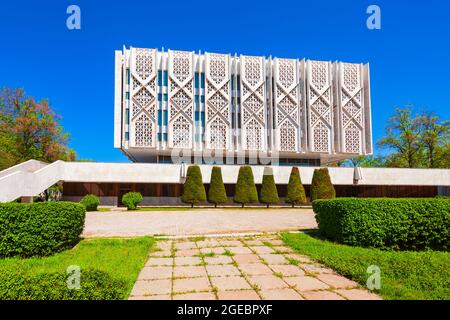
[80, 194, 100, 211]
[0, 202, 85, 258]
[208, 166, 228, 207]
[234, 166, 258, 207]
[313, 198, 450, 251]
[259, 167, 279, 208]
[310, 168, 336, 201]
[0, 269, 126, 300]
[285, 167, 307, 207]
[181, 165, 206, 208]
[121, 192, 143, 210]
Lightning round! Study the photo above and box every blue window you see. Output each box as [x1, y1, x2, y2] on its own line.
[125, 132, 129, 141]
[157, 71, 168, 86]
[126, 68, 130, 85]
[195, 111, 205, 127]
[200, 95, 205, 103]
[158, 70, 163, 86]
[163, 71, 168, 86]
[200, 73, 205, 89]
[125, 92, 130, 100]
[125, 109, 130, 124]
[157, 133, 168, 141]
[158, 110, 168, 126]
[231, 75, 235, 90]
[158, 93, 168, 101]
[194, 73, 200, 89]
[194, 95, 199, 105]
[237, 75, 241, 91]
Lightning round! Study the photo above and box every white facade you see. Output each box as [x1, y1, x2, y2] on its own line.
[1, 160, 449, 203]
[114, 47, 372, 163]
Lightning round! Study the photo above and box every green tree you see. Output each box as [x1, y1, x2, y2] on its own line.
[338, 155, 385, 168]
[311, 168, 336, 202]
[181, 165, 206, 207]
[418, 112, 450, 168]
[233, 166, 258, 207]
[208, 166, 228, 207]
[0, 88, 76, 170]
[259, 167, 279, 208]
[285, 167, 306, 207]
[378, 107, 424, 168]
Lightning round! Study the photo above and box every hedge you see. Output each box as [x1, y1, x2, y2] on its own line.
[80, 194, 100, 211]
[208, 166, 228, 207]
[285, 167, 306, 207]
[234, 166, 258, 207]
[310, 168, 335, 201]
[0, 269, 126, 300]
[122, 192, 143, 210]
[0, 202, 86, 258]
[313, 198, 450, 251]
[260, 167, 279, 207]
[181, 165, 206, 207]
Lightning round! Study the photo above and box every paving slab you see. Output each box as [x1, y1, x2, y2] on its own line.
[210, 276, 252, 291]
[335, 289, 382, 300]
[217, 290, 261, 300]
[173, 277, 211, 294]
[260, 288, 304, 300]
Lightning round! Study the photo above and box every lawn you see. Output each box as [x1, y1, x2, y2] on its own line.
[282, 231, 450, 300]
[0, 236, 155, 299]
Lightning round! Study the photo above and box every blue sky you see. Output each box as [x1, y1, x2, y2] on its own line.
[0, 0, 449, 162]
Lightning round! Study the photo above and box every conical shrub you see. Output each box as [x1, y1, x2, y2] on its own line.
[233, 166, 258, 207]
[260, 167, 279, 208]
[208, 166, 228, 207]
[310, 168, 336, 202]
[285, 167, 307, 207]
[181, 165, 206, 207]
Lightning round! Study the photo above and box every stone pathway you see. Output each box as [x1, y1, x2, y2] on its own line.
[83, 209, 317, 237]
[129, 234, 381, 300]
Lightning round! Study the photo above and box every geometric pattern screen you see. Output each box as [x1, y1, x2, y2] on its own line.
[274, 58, 301, 152]
[129, 48, 157, 148]
[167, 50, 195, 149]
[205, 53, 231, 150]
[121, 47, 372, 157]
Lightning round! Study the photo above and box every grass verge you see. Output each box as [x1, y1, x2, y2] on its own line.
[281, 231, 450, 300]
[0, 237, 155, 299]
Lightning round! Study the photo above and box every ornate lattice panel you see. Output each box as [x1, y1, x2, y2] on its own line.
[274, 58, 301, 152]
[205, 53, 231, 150]
[129, 48, 157, 148]
[167, 50, 194, 149]
[307, 60, 333, 153]
[240, 55, 266, 151]
[339, 63, 364, 154]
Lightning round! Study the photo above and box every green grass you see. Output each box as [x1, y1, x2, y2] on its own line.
[97, 208, 111, 212]
[281, 231, 450, 300]
[0, 237, 155, 299]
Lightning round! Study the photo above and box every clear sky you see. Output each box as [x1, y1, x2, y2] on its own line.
[0, 0, 449, 162]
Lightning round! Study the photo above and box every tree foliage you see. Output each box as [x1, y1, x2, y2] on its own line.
[285, 167, 306, 207]
[0, 88, 76, 170]
[378, 107, 449, 168]
[208, 166, 228, 207]
[311, 168, 336, 202]
[259, 167, 279, 207]
[181, 165, 206, 207]
[233, 166, 258, 207]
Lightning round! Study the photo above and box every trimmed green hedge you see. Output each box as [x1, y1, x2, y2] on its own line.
[122, 192, 143, 210]
[0, 269, 125, 300]
[0, 202, 85, 258]
[313, 198, 450, 251]
[80, 194, 100, 211]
